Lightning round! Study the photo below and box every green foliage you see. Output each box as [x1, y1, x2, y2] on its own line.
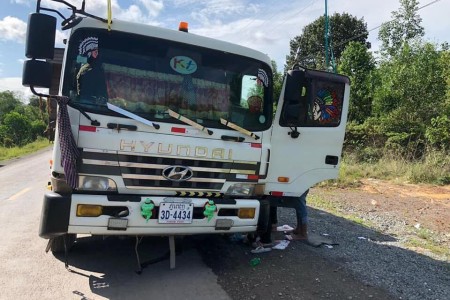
[374, 42, 446, 122]
[0, 91, 48, 147]
[31, 119, 47, 140]
[285, 13, 369, 71]
[378, 0, 425, 57]
[271, 60, 283, 104]
[344, 120, 386, 162]
[0, 91, 22, 122]
[370, 42, 447, 158]
[425, 115, 450, 150]
[338, 150, 450, 185]
[1, 112, 32, 147]
[439, 48, 450, 111]
[339, 42, 376, 123]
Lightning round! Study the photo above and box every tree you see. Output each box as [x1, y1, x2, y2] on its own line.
[0, 91, 22, 123]
[28, 96, 47, 115]
[373, 42, 447, 155]
[339, 42, 376, 123]
[285, 13, 369, 71]
[271, 60, 283, 104]
[0, 112, 32, 147]
[378, 0, 424, 57]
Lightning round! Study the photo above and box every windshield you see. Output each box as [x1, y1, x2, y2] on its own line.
[62, 28, 273, 131]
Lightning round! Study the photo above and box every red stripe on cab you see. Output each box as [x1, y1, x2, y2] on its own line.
[248, 175, 259, 180]
[79, 125, 97, 132]
[171, 127, 186, 133]
[271, 191, 283, 197]
[251, 143, 262, 148]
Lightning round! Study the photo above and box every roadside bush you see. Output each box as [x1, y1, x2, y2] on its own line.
[344, 119, 385, 162]
[30, 120, 47, 140]
[425, 115, 450, 151]
[1, 112, 32, 147]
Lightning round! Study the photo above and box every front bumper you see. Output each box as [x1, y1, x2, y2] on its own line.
[39, 192, 260, 238]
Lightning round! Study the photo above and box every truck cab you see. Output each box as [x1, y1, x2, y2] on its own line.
[22, 1, 349, 253]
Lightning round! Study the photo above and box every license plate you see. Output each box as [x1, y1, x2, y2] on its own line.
[158, 202, 194, 224]
[108, 218, 128, 230]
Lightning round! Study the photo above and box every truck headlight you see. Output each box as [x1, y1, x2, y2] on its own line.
[78, 176, 117, 192]
[225, 183, 255, 196]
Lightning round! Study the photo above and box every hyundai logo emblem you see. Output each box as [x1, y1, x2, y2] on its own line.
[162, 165, 193, 182]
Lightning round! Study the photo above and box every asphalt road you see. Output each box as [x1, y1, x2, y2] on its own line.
[0, 148, 230, 300]
[0, 148, 393, 300]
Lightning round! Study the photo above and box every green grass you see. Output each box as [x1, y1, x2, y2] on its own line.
[324, 150, 450, 187]
[0, 137, 51, 162]
[406, 236, 449, 259]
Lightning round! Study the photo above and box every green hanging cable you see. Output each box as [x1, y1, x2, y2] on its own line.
[328, 22, 337, 73]
[324, 0, 329, 70]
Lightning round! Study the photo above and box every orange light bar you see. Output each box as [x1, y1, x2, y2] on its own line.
[238, 208, 256, 219]
[278, 177, 289, 183]
[179, 21, 188, 32]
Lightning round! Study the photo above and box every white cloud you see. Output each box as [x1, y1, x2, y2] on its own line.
[189, 0, 259, 26]
[0, 77, 49, 102]
[191, 2, 322, 70]
[138, 0, 164, 17]
[0, 16, 27, 43]
[0, 77, 31, 101]
[10, 0, 30, 5]
[37, 0, 161, 24]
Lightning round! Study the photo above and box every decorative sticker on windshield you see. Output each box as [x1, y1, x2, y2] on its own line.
[257, 69, 269, 87]
[78, 37, 98, 57]
[313, 89, 341, 124]
[170, 56, 197, 75]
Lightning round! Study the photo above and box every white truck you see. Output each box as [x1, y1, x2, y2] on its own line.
[22, 0, 350, 257]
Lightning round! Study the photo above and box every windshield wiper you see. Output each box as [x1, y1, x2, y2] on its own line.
[70, 102, 100, 126]
[107, 103, 160, 130]
[220, 118, 260, 140]
[167, 109, 213, 135]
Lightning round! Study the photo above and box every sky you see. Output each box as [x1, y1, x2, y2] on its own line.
[0, 0, 449, 101]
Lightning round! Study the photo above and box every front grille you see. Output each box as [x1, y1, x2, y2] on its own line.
[79, 149, 259, 192]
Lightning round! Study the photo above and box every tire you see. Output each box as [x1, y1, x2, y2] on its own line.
[50, 234, 76, 253]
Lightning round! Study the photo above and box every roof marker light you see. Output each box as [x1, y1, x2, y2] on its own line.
[179, 21, 188, 32]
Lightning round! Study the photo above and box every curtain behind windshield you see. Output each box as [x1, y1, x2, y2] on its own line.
[63, 29, 272, 131]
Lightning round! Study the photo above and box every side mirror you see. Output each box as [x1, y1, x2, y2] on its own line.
[22, 13, 56, 94]
[22, 60, 52, 88]
[25, 13, 56, 59]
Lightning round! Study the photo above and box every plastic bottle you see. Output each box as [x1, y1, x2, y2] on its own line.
[249, 257, 261, 266]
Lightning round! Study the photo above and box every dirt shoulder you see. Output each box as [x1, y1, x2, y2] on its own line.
[311, 179, 450, 258]
[197, 180, 450, 300]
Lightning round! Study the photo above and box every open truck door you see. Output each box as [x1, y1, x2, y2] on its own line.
[265, 67, 350, 196]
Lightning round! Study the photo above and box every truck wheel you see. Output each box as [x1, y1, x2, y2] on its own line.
[50, 234, 76, 253]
